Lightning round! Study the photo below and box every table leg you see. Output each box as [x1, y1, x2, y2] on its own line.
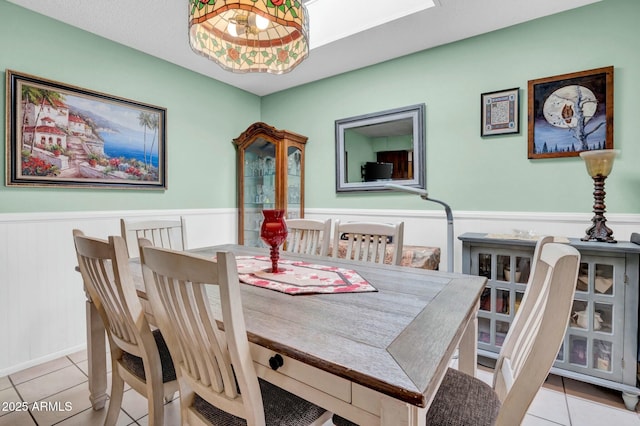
[86, 298, 108, 410]
[380, 397, 426, 426]
[457, 300, 478, 377]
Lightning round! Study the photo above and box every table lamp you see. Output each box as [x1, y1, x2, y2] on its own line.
[579, 149, 619, 243]
[385, 183, 454, 272]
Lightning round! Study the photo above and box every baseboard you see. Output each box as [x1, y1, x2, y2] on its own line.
[0, 344, 86, 377]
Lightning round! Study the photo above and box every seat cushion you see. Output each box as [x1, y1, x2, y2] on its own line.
[425, 368, 501, 426]
[120, 329, 177, 383]
[333, 368, 501, 426]
[193, 378, 326, 426]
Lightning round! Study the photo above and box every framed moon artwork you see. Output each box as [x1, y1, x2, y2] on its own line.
[527, 66, 613, 159]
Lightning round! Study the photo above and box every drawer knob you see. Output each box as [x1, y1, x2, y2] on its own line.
[269, 354, 284, 370]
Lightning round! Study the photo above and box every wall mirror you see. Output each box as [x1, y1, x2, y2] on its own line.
[335, 104, 425, 192]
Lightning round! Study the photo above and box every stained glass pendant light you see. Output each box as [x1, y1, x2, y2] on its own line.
[189, 0, 309, 74]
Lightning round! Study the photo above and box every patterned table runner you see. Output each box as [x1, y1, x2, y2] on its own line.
[235, 256, 376, 295]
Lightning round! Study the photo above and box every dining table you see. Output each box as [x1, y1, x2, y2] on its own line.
[82, 244, 486, 426]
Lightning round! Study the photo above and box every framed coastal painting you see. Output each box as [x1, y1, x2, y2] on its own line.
[480, 87, 519, 137]
[5, 70, 167, 189]
[528, 66, 613, 159]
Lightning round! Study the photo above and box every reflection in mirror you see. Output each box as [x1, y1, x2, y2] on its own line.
[335, 104, 425, 192]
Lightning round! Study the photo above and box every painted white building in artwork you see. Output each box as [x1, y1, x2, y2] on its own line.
[23, 99, 69, 128]
[22, 124, 67, 148]
[68, 114, 88, 136]
[20, 96, 107, 172]
[22, 99, 70, 149]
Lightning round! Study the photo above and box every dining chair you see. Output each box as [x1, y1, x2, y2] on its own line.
[334, 237, 580, 426]
[120, 217, 187, 258]
[138, 239, 331, 426]
[72, 230, 178, 426]
[284, 218, 332, 256]
[332, 220, 404, 265]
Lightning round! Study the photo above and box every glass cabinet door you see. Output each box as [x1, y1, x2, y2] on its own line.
[470, 247, 532, 351]
[242, 139, 276, 247]
[560, 255, 625, 381]
[286, 146, 302, 219]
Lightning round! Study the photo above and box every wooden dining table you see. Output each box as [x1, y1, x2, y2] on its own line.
[82, 244, 486, 426]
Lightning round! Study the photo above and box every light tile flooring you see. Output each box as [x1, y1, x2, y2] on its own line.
[1, 350, 639, 425]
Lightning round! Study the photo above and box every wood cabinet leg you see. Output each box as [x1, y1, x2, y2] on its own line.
[622, 392, 638, 411]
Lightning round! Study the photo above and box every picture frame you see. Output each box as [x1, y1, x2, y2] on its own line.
[5, 70, 167, 189]
[528, 66, 613, 159]
[480, 88, 519, 137]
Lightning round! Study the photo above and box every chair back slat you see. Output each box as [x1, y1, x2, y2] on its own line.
[121, 218, 187, 258]
[140, 241, 265, 423]
[493, 240, 580, 426]
[73, 231, 146, 353]
[332, 221, 404, 265]
[284, 219, 331, 257]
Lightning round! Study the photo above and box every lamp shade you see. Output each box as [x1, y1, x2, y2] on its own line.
[579, 149, 619, 177]
[189, 0, 309, 74]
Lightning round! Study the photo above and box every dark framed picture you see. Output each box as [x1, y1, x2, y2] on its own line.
[528, 66, 613, 159]
[5, 70, 167, 189]
[481, 88, 519, 137]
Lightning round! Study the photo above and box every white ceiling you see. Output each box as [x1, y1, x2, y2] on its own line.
[6, 0, 599, 96]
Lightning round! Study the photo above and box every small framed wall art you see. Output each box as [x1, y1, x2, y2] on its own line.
[527, 66, 613, 159]
[480, 87, 519, 137]
[5, 69, 167, 189]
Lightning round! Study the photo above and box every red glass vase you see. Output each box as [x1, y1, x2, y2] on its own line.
[260, 209, 288, 273]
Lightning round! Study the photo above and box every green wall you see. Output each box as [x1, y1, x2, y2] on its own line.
[262, 0, 640, 214]
[2, 0, 638, 215]
[0, 0, 260, 213]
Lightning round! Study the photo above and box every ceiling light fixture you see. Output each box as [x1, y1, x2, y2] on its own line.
[188, 0, 309, 74]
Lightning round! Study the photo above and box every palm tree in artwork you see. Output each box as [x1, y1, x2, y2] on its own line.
[138, 111, 153, 168]
[147, 114, 159, 169]
[21, 86, 64, 153]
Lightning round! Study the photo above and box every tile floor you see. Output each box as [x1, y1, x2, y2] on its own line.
[1, 350, 639, 425]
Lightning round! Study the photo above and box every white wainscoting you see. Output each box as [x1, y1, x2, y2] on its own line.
[0, 209, 236, 376]
[1, 207, 638, 375]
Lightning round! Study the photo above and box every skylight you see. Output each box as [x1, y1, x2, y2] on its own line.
[305, 0, 437, 49]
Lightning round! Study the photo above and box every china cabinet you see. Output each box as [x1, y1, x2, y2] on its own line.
[459, 232, 640, 409]
[233, 122, 307, 246]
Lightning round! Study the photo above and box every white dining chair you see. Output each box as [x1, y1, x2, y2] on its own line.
[138, 239, 331, 426]
[334, 237, 580, 426]
[120, 217, 187, 258]
[73, 230, 178, 426]
[332, 220, 404, 265]
[284, 218, 332, 256]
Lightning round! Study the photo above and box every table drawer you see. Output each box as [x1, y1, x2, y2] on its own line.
[250, 343, 351, 402]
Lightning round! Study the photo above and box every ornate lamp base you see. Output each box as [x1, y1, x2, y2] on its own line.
[581, 218, 616, 243]
[582, 174, 617, 243]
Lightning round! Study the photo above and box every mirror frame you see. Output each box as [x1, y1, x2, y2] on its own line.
[335, 103, 425, 192]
